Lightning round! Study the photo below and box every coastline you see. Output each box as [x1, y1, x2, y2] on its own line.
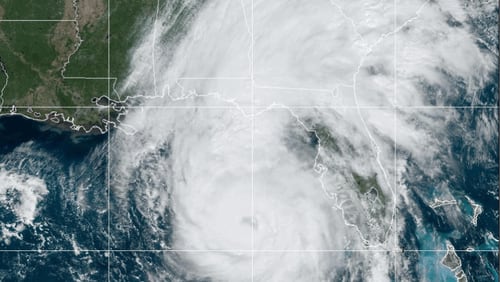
[0, 107, 110, 136]
[0, 112, 108, 155]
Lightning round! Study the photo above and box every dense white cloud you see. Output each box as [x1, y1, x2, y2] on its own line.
[0, 165, 48, 244]
[114, 0, 497, 280]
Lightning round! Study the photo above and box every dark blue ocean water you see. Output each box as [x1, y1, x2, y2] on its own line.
[0, 115, 109, 281]
[0, 103, 497, 282]
[399, 108, 499, 281]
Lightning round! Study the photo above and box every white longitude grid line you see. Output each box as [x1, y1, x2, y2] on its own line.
[394, 0, 398, 280]
[250, 0, 255, 280]
[107, 0, 111, 280]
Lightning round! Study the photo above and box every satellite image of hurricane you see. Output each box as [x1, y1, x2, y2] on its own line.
[0, 0, 498, 281]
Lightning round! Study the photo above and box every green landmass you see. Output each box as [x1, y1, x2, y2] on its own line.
[0, 0, 66, 20]
[352, 172, 386, 204]
[312, 124, 341, 154]
[0, 0, 201, 133]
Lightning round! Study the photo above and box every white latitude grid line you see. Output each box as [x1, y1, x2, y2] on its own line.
[2, 105, 498, 109]
[0, 19, 77, 22]
[0, 249, 496, 253]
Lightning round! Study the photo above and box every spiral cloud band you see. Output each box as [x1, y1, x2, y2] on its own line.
[111, 0, 497, 280]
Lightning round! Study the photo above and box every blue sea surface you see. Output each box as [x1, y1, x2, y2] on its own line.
[0, 115, 109, 281]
